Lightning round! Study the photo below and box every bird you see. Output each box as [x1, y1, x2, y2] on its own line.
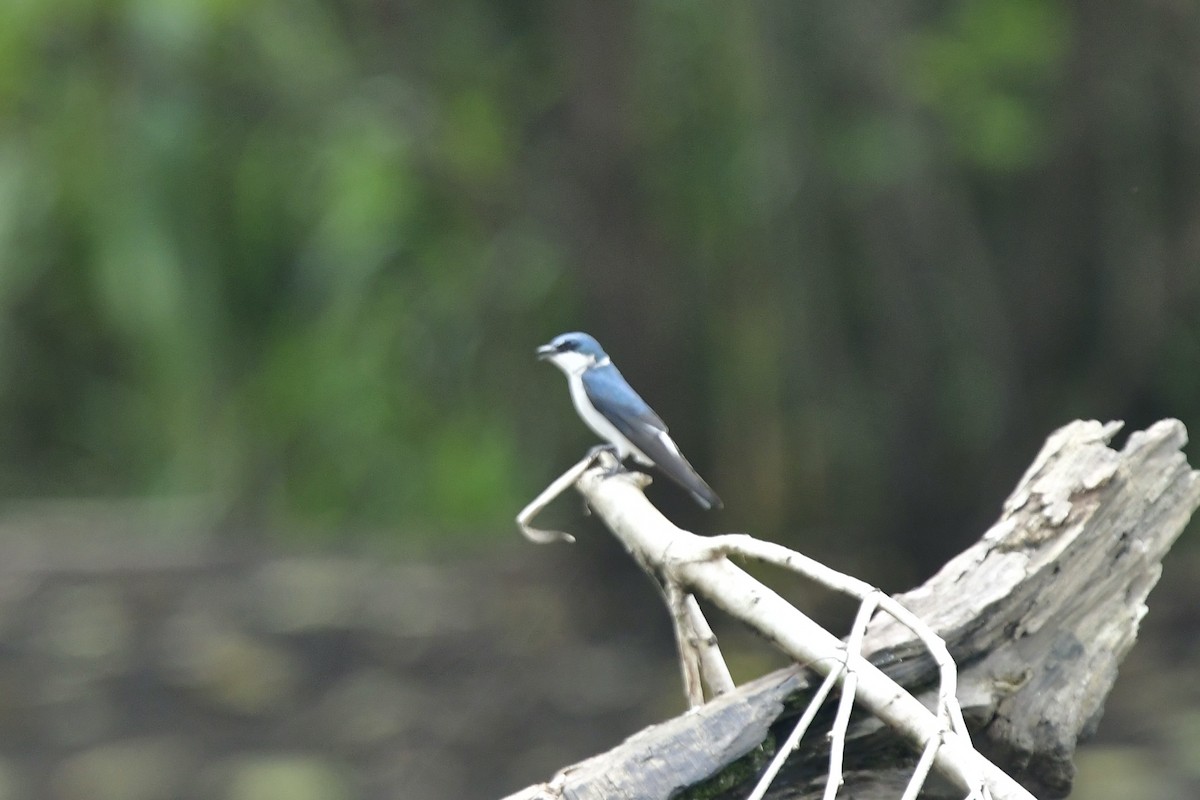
[536, 331, 722, 510]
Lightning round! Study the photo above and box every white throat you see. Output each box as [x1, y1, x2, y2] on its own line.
[547, 351, 604, 376]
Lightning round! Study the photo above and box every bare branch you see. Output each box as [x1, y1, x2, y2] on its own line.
[515, 455, 594, 543]
[507, 420, 1200, 800]
[564, 460, 1026, 799]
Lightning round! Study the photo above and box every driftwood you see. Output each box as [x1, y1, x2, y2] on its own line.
[506, 420, 1200, 800]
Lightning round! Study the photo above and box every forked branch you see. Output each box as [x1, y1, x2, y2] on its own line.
[508, 420, 1200, 800]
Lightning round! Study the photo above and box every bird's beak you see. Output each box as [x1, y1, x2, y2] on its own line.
[536, 343, 556, 360]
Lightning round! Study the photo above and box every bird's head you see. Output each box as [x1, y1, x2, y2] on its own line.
[536, 331, 609, 375]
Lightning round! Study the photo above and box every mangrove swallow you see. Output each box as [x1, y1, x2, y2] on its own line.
[537, 331, 722, 510]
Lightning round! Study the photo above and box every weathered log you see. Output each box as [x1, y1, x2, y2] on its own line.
[505, 420, 1200, 800]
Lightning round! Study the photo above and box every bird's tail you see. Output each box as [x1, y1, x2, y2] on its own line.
[687, 476, 723, 511]
[640, 430, 723, 510]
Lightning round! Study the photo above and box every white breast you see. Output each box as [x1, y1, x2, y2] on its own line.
[566, 374, 651, 464]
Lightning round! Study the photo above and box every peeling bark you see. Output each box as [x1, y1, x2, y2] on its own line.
[505, 420, 1200, 800]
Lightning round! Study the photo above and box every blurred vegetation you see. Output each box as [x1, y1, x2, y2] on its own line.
[0, 0, 1197, 563]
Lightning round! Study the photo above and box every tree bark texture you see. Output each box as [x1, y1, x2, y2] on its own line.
[504, 419, 1200, 800]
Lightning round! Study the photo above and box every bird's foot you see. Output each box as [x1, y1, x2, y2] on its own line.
[586, 443, 624, 475]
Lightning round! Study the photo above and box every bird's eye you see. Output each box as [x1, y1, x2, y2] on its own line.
[558, 339, 576, 352]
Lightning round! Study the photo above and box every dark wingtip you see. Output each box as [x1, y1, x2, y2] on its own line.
[693, 489, 723, 511]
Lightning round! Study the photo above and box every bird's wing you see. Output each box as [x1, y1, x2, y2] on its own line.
[580, 364, 668, 436]
[582, 365, 722, 510]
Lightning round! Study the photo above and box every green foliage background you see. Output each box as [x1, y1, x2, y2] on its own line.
[1, 0, 1197, 561]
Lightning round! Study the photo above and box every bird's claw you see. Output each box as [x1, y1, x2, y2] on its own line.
[586, 442, 620, 461]
[586, 443, 624, 475]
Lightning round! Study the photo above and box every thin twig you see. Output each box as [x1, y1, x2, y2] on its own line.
[694, 535, 978, 747]
[746, 665, 844, 800]
[823, 592, 881, 799]
[515, 455, 596, 543]
[899, 730, 943, 800]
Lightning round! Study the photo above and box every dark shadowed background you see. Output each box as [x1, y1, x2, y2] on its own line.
[0, 1, 1198, 799]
